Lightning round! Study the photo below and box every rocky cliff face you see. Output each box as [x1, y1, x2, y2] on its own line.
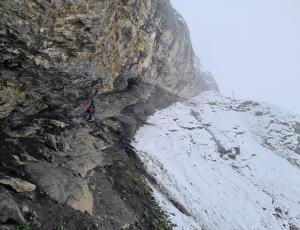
[0, 0, 210, 119]
[0, 0, 214, 229]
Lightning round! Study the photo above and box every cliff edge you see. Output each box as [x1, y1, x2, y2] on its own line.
[0, 0, 216, 229]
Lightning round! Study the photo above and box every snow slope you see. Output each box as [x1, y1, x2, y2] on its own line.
[132, 91, 300, 230]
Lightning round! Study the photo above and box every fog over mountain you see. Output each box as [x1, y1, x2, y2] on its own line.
[1, 1, 299, 230]
[171, 0, 300, 115]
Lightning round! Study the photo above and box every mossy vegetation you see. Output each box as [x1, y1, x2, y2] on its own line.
[56, 223, 65, 230]
[108, 159, 150, 197]
[122, 159, 149, 196]
[16, 222, 30, 230]
[106, 158, 173, 230]
[141, 206, 173, 230]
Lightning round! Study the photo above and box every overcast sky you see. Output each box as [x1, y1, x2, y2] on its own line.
[171, 0, 300, 115]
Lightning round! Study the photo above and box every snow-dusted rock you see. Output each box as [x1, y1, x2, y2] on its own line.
[133, 91, 300, 230]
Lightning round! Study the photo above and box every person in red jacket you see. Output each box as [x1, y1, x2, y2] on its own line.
[86, 99, 96, 121]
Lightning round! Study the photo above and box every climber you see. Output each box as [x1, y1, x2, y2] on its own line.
[86, 99, 96, 121]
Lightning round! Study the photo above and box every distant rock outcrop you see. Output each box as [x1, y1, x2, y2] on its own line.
[194, 57, 219, 92]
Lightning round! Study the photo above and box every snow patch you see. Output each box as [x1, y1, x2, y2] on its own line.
[133, 91, 300, 230]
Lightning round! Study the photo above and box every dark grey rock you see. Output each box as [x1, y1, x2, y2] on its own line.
[117, 115, 137, 127]
[295, 122, 300, 135]
[44, 134, 58, 151]
[255, 111, 264, 116]
[113, 76, 128, 92]
[0, 186, 25, 223]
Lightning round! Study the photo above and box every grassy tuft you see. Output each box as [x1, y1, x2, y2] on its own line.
[106, 158, 172, 229]
[16, 222, 30, 230]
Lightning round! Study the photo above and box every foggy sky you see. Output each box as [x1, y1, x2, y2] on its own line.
[171, 0, 300, 115]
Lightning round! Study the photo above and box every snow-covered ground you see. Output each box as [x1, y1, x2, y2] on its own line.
[132, 91, 300, 230]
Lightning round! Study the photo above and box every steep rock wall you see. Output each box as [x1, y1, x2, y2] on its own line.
[1, 0, 210, 119]
[0, 1, 216, 229]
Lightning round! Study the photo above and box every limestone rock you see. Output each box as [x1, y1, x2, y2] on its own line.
[11, 155, 26, 167]
[19, 153, 38, 163]
[0, 0, 217, 120]
[0, 80, 26, 119]
[36, 118, 68, 129]
[66, 151, 104, 178]
[62, 129, 108, 176]
[121, 223, 130, 230]
[48, 119, 67, 129]
[26, 161, 93, 214]
[44, 134, 58, 151]
[0, 187, 25, 223]
[38, 147, 53, 162]
[18, 125, 40, 137]
[101, 119, 122, 133]
[0, 225, 15, 230]
[0, 0, 220, 228]
[57, 138, 71, 152]
[0, 175, 36, 193]
[68, 183, 94, 215]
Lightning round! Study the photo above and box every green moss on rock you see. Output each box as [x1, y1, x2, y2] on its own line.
[106, 158, 172, 229]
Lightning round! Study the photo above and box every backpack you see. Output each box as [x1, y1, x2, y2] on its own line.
[87, 106, 94, 113]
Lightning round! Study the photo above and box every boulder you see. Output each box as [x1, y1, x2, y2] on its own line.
[121, 223, 130, 230]
[44, 128, 108, 176]
[66, 151, 104, 177]
[44, 134, 58, 151]
[36, 119, 68, 129]
[0, 175, 36, 193]
[11, 155, 26, 167]
[26, 161, 94, 214]
[44, 133, 72, 152]
[48, 119, 67, 129]
[19, 153, 38, 163]
[101, 119, 122, 132]
[0, 187, 25, 223]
